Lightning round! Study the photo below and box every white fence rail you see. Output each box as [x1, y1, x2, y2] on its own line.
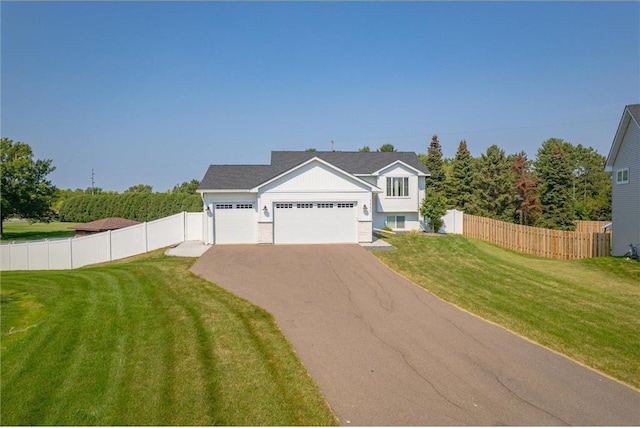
[1, 212, 204, 271]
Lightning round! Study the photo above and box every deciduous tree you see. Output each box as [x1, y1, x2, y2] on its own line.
[171, 179, 200, 194]
[0, 138, 57, 237]
[125, 184, 153, 193]
[512, 152, 540, 225]
[420, 188, 447, 232]
[378, 143, 396, 152]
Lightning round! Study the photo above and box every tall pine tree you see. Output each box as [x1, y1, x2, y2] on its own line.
[447, 140, 478, 213]
[423, 135, 447, 195]
[475, 145, 514, 221]
[534, 139, 576, 230]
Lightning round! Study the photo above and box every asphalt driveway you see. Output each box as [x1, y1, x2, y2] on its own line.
[191, 244, 640, 426]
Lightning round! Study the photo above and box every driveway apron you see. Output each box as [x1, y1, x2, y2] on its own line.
[191, 244, 640, 426]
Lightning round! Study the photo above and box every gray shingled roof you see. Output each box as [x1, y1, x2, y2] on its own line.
[271, 151, 429, 175]
[627, 104, 640, 124]
[198, 151, 429, 190]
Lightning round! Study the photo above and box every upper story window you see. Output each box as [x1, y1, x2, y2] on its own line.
[616, 168, 629, 185]
[386, 177, 409, 197]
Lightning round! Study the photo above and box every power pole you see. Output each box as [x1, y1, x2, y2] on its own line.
[91, 168, 95, 195]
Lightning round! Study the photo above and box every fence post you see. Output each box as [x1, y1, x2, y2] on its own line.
[182, 211, 187, 243]
[108, 230, 113, 261]
[143, 222, 148, 253]
[69, 238, 74, 269]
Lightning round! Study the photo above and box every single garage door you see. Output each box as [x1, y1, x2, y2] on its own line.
[274, 202, 357, 244]
[214, 203, 256, 244]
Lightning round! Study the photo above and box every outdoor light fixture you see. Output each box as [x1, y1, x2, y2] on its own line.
[205, 206, 211, 213]
[363, 204, 368, 211]
[263, 206, 268, 213]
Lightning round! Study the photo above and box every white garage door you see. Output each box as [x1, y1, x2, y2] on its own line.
[214, 203, 256, 244]
[274, 202, 357, 244]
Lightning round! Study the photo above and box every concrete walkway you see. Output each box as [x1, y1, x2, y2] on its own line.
[165, 241, 211, 257]
[191, 244, 640, 426]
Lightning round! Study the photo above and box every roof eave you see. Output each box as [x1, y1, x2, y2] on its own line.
[198, 189, 256, 193]
[605, 106, 639, 170]
[251, 156, 382, 193]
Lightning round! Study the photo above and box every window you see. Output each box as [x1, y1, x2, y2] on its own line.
[317, 203, 334, 208]
[386, 177, 409, 197]
[337, 203, 354, 208]
[215, 204, 233, 209]
[236, 203, 253, 209]
[276, 203, 293, 209]
[386, 215, 405, 229]
[297, 203, 313, 208]
[616, 168, 629, 184]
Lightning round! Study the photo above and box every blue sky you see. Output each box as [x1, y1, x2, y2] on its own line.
[2, 2, 638, 192]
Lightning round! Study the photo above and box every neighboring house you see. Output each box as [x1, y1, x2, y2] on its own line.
[197, 151, 430, 245]
[71, 217, 140, 237]
[605, 104, 640, 256]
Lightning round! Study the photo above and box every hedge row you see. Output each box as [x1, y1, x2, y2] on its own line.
[58, 193, 203, 223]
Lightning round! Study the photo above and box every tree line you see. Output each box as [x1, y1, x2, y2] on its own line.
[416, 135, 611, 231]
[2, 136, 611, 236]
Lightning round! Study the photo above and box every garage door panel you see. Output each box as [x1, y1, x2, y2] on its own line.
[274, 202, 357, 244]
[214, 203, 256, 244]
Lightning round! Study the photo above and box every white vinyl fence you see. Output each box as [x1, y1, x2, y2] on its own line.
[1, 212, 205, 271]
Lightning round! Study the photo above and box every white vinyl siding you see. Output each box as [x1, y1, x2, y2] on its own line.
[610, 118, 640, 255]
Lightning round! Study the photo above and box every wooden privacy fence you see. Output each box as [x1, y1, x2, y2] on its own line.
[463, 214, 611, 260]
[575, 220, 611, 233]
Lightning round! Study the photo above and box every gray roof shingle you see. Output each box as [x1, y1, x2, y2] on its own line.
[627, 104, 640, 124]
[198, 151, 429, 190]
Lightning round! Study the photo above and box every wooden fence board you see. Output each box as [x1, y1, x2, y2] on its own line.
[462, 214, 611, 260]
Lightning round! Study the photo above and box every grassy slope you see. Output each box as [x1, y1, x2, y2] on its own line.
[1, 221, 78, 242]
[374, 234, 640, 389]
[0, 251, 337, 426]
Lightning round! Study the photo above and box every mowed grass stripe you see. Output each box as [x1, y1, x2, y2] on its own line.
[375, 234, 640, 389]
[1, 252, 337, 426]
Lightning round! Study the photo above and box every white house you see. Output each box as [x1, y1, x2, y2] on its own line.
[197, 151, 430, 245]
[605, 104, 640, 256]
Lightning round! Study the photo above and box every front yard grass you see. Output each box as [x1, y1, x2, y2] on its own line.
[0, 251, 337, 426]
[374, 233, 640, 389]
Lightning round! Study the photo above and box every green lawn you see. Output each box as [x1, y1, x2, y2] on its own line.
[1, 221, 78, 242]
[0, 251, 337, 426]
[374, 234, 640, 389]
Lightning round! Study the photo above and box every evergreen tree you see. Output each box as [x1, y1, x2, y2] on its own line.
[534, 139, 575, 230]
[512, 152, 540, 225]
[447, 140, 478, 213]
[423, 135, 447, 194]
[475, 145, 514, 221]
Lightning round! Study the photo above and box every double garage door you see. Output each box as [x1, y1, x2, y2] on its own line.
[213, 201, 358, 244]
[274, 202, 357, 244]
